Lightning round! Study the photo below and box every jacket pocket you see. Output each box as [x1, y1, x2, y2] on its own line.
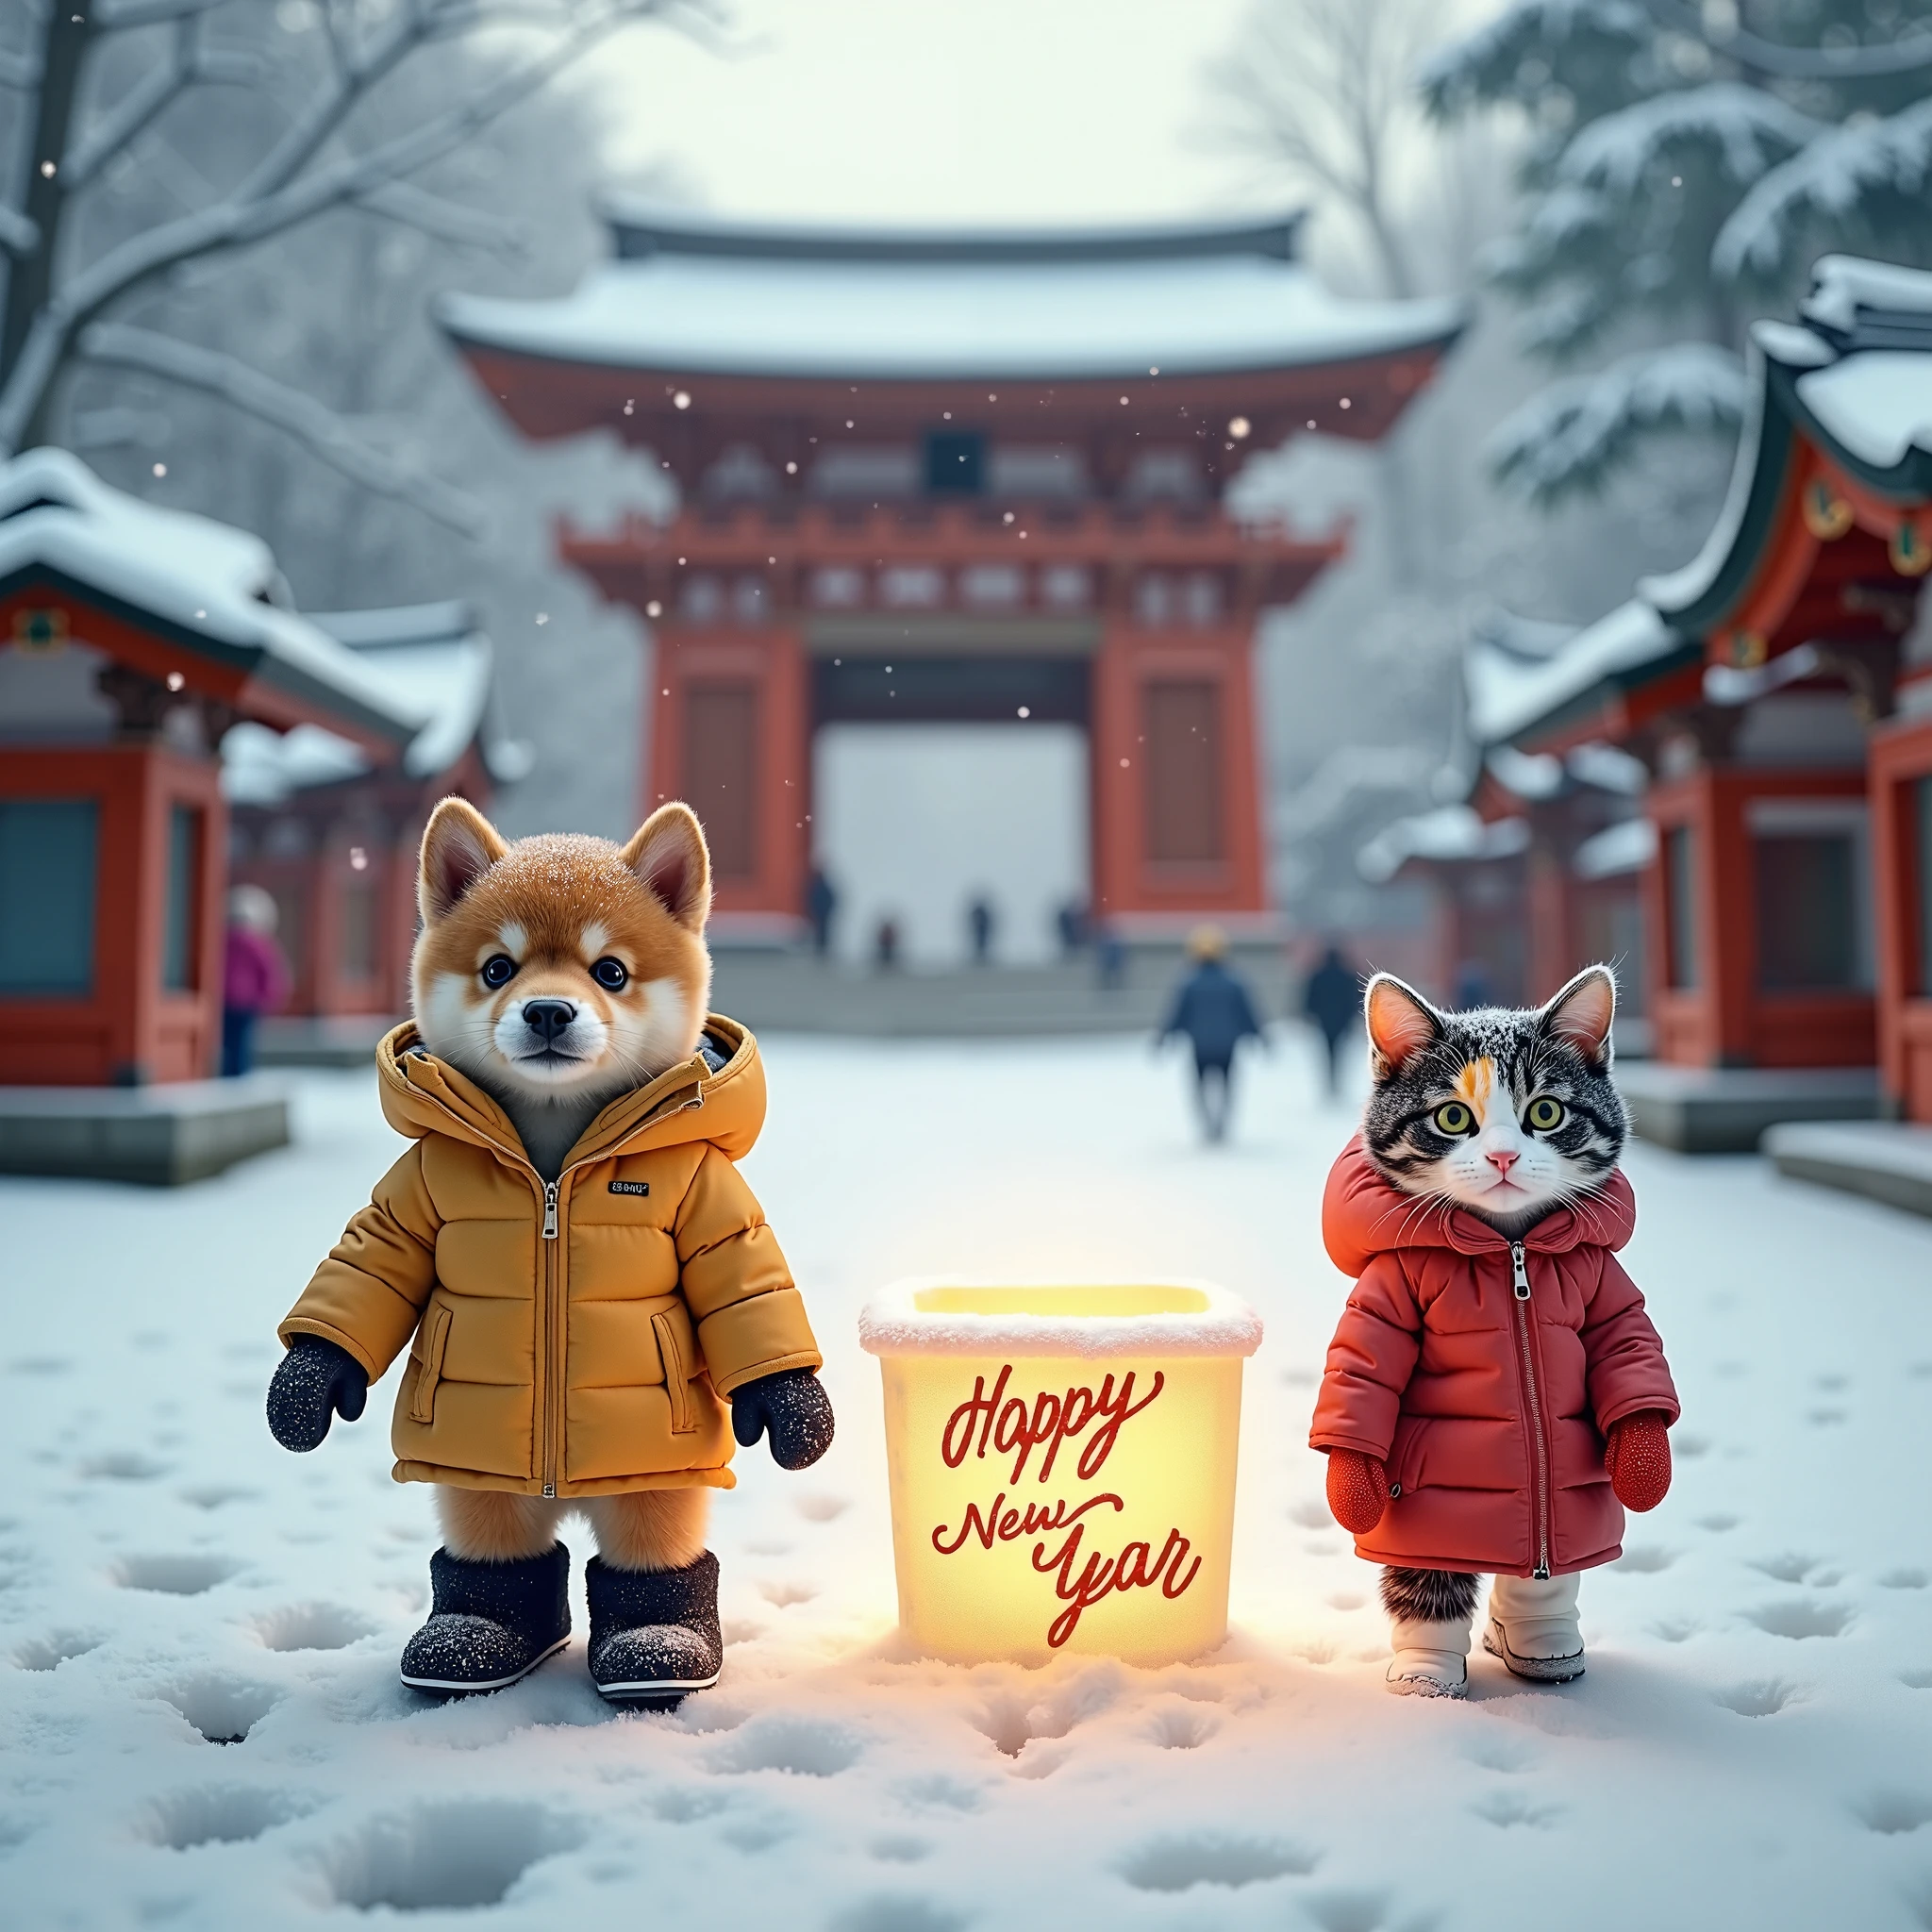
[408, 1305, 453, 1426]
[652, 1310, 698, 1436]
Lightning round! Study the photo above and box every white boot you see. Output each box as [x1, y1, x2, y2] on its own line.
[1385, 1616, 1471, 1699]
[1483, 1572, 1584, 1683]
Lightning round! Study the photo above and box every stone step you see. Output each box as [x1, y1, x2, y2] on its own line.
[1763, 1121, 1932, 1219]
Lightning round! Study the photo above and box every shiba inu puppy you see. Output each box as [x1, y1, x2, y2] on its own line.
[271, 797, 831, 1706]
[411, 797, 712, 1179]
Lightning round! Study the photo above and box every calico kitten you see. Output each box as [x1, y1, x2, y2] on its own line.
[1361, 963, 1625, 1238]
[1358, 962, 1625, 1636]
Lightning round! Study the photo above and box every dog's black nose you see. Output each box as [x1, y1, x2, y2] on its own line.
[522, 999, 575, 1042]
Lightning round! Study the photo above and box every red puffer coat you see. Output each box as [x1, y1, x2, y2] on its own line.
[1309, 1139, 1678, 1578]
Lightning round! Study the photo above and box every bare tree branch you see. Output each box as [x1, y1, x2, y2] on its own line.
[66, 25, 272, 187]
[0, 0, 691, 451]
[0, 47, 44, 90]
[1642, 0, 1932, 80]
[93, 0, 227, 26]
[78, 322, 489, 533]
[0, 208, 40, 258]
[357, 180, 526, 255]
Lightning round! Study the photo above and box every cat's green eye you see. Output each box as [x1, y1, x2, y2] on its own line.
[1526, 1097, 1565, 1132]
[1433, 1102, 1474, 1136]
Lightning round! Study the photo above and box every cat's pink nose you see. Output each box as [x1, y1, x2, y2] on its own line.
[1486, 1149, 1520, 1174]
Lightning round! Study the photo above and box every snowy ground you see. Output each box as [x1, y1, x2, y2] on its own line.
[4, 1031, 1931, 1930]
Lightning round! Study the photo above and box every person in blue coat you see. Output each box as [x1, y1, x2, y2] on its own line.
[1158, 926, 1265, 1143]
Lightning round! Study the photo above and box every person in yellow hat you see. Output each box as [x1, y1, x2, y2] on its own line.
[1158, 926, 1265, 1142]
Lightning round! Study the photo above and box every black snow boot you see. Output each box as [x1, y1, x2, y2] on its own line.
[585, 1549, 722, 1708]
[400, 1542, 572, 1697]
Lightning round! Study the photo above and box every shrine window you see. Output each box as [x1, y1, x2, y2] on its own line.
[1748, 799, 1871, 991]
[684, 683, 759, 882]
[1143, 680, 1224, 865]
[1663, 824, 1698, 989]
[1040, 565, 1091, 611]
[162, 803, 202, 991]
[879, 565, 944, 609]
[959, 564, 1024, 610]
[0, 797, 96, 995]
[924, 429, 984, 495]
[340, 873, 379, 984]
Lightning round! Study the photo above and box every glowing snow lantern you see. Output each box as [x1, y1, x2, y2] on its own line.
[859, 1281, 1263, 1667]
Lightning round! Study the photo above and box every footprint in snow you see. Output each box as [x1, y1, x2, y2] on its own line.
[1650, 1616, 1701, 1643]
[795, 1492, 849, 1523]
[868, 1835, 932, 1864]
[1694, 1514, 1739, 1533]
[1119, 1833, 1318, 1892]
[252, 1604, 375, 1653]
[7, 1357, 73, 1375]
[1855, 1791, 1932, 1836]
[1290, 1501, 1332, 1530]
[829, 1897, 969, 1932]
[710, 1714, 861, 1778]
[78, 1452, 168, 1481]
[1900, 1669, 1932, 1690]
[1303, 1886, 1396, 1932]
[113, 1554, 237, 1595]
[1744, 1600, 1852, 1641]
[1883, 1570, 1931, 1591]
[159, 1674, 279, 1745]
[1144, 1701, 1220, 1750]
[1616, 1545, 1675, 1574]
[178, 1485, 258, 1510]
[1472, 1789, 1559, 1829]
[1749, 1552, 1826, 1586]
[321, 1801, 583, 1912]
[758, 1580, 817, 1607]
[141, 1785, 310, 1849]
[1712, 1679, 1799, 1718]
[12, 1631, 100, 1672]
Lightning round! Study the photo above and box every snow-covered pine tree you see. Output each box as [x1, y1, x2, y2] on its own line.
[1423, 0, 1932, 504]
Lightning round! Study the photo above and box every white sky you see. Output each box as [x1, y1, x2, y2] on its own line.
[583, 0, 1486, 228]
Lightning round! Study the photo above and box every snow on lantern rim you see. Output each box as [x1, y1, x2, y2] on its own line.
[857, 1277, 1265, 1360]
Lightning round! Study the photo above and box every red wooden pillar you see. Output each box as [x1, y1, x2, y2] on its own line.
[0, 741, 224, 1085]
[1869, 713, 1932, 1117]
[1089, 624, 1267, 921]
[647, 625, 808, 927]
[1523, 829, 1575, 1004]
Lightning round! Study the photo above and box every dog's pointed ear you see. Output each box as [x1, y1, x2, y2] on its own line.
[418, 797, 507, 926]
[620, 803, 711, 933]
[1541, 964, 1617, 1069]
[1364, 972, 1441, 1078]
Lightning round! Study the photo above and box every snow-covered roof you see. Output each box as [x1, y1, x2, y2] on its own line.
[1464, 608, 1577, 746]
[1357, 805, 1530, 884]
[1574, 816, 1657, 881]
[0, 448, 416, 747]
[222, 602, 527, 808]
[439, 207, 1465, 383]
[1471, 599, 1688, 749]
[1642, 254, 1932, 627]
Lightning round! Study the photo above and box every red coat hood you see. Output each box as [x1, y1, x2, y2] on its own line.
[1322, 1135, 1635, 1278]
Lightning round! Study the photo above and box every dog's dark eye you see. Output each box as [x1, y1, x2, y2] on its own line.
[480, 955, 517, 989]
[591, 958, 628, 991]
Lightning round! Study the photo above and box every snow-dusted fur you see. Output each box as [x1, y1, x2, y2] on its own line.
[1360, 964, 1626, 1241]
[410, 798, 713, 1182]
[1380, 1565, 1480, 1625]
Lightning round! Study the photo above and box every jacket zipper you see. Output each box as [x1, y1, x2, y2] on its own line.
[1510, 1240, 1553, 1580]
[394, 1072, 704, 1502]
[541, 1181, 560, 1496]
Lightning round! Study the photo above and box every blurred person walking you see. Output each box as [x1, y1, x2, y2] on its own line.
[1158, 926, 1264, 1143]
[967, 894, 996, 966]
[222, 884, 290, 1077]
[806, 865, 838, 958]
[1301, 941, 1361, 1100]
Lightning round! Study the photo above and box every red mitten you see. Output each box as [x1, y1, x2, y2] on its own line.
[1324, 1447, 1391, 1535]
[1604, 1409, 1673, 1512]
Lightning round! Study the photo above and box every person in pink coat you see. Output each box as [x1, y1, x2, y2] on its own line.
[221, 884, 290, 1077]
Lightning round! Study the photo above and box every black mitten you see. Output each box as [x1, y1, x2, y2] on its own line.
[266, 1334, 368, 1451]
[729, 1368, 834, 1471]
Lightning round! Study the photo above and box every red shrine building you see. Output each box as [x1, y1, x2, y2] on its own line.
[0, 450, 417, 1097]
[440, 205, 1461, 940]
[1485, 257, 1932, 1148]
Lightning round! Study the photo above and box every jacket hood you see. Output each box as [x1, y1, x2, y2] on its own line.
[1322, 1135, 1635, 1278]
[374, 1012, 768, 1172]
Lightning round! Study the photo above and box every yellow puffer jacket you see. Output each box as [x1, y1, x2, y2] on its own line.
[279, 1015, 820, 1498]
